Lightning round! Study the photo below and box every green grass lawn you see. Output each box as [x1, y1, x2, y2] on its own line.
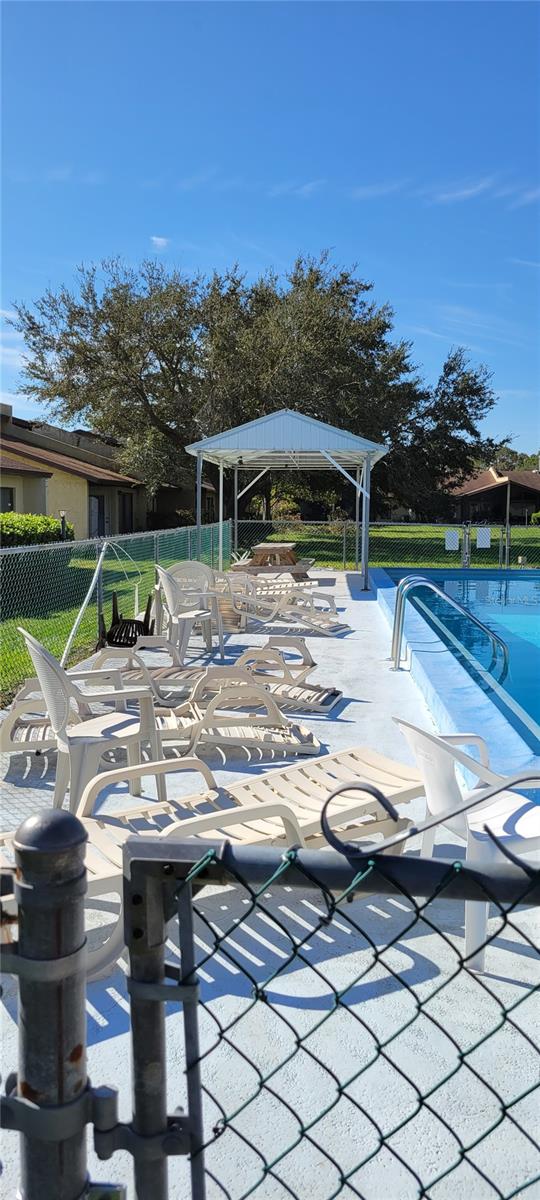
[256, 523, 540, 570]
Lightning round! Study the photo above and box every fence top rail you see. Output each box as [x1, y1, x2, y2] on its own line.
[0, 519, 228, 557]
[123, 837, 539, 907]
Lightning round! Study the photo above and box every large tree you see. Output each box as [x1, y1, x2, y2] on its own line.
[12, 253, 500, 514]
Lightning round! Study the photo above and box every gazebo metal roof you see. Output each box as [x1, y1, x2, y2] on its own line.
[186, 409, 388, 588]
[186, 409, 388, 471]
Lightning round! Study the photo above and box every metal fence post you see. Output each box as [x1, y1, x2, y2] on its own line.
[96, 539, 104, 637]
[127, 876, 169, 1200]
[505, 523, 511, 569]
[342, 522, 347, 569]
[13, 809, 89, 1200]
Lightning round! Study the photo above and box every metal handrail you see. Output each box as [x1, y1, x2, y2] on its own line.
[391, 575, 509, 681]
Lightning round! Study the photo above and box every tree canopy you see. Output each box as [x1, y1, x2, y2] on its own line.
[12, 253, 501, 516]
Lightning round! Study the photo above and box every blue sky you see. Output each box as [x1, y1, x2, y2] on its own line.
[2, 1, 539, 450]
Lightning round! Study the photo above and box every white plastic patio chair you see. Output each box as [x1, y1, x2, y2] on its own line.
[18, 629, 167, 813]
[167, 560, 225, 656]
[395, 719, 540, 971]
[156, 565, 224, 659]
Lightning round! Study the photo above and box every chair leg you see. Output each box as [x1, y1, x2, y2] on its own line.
[421, 822, 437, 857]
[147, 728, 167, 804]
[202, 616, 213, 652]
[464, 831, 490, 973]
[67, 745, 104, 815]
[127, 741, 141, 796]
[53, 751, 70, 809]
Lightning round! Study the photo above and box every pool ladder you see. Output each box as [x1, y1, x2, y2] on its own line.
[391, 575, 509, 681]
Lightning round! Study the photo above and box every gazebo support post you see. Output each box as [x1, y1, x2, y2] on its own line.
[233, 467, 238, 553]
[355, 466, 362, 572]
[218, 462, 224, 570]
[360, 454, 371, 590]
[196, 451, 203, 559]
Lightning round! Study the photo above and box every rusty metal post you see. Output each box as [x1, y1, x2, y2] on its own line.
[14, 809, 88, 1200]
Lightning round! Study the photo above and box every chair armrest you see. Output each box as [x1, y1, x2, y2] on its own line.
[158, 800, 304, 847]
[267, 635, 315, 667]
[438, 733, 491, 767]
[76, 755, 218, 817]
[73, 684, 155, 705]
[68, 668, 125, 687]
[132, 636, 183, 664]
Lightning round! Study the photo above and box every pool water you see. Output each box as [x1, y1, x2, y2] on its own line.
[388, 569, 540, 750]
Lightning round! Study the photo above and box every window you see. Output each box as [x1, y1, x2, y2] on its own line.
[1, 487, 15, 512]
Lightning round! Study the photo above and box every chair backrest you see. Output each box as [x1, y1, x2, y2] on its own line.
[168, 560, 215, 589]
[156, 565, 181, 616]
[394, 719, 466, 828]
[18, 628, 80, 737]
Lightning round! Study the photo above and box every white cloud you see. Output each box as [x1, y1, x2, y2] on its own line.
[438, 304, 526, 349]
[508, 257, 540, 268]
[510, 187, 540, 208]
[45, 166, 73, 183]
[268, 179, 325, 199]
[406, 325, 450, 342]
[294, 179, 325, 198]
[150, 236, 170, 250]
[0, 316, 25, 370]
[350, 180, 406, 199]
[432, 176, 496, 204]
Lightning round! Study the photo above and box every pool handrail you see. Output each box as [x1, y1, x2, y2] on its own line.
[391, 574, 510, 681]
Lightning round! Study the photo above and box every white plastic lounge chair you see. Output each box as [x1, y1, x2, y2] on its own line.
[1, 639, 320, 761]
[88, 637, 336, 712]
[395, 719, 540, 971]
[153, 675, 320, 757]
[88, 635, 320, 706]
[15, 629, 167, 813]
[231, 645, 342, 712]
[225, 576, 350, 636]
[0, 746, 419, 978]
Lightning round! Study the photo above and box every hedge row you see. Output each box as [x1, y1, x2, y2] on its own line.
[0, 512, 75, 547]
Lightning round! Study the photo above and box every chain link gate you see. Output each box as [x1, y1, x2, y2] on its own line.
[2, 791, 539, 1199]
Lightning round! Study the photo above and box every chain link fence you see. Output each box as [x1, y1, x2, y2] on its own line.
[1, 811, 539, 1199]
[235, 520, 540, 572]
[0, 521, 231, 704]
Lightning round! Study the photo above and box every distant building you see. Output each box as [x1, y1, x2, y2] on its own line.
[0, 404, 215, 538]
[453, 467, 540, 524]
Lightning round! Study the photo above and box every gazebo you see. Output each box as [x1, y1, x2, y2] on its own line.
[186, 409, 388, 589]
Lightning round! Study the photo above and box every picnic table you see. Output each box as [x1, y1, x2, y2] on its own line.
[230, 542, 314, 580]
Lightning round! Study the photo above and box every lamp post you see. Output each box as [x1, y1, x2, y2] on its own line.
[59, 509, 67, 540]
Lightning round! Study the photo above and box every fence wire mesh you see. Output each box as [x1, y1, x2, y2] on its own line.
[235, 520, 540, 572]
[122, 836, 540, 1200]
[0, 521, 230, 703]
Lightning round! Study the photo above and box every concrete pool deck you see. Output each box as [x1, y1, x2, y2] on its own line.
[1, 571, 538, 1198]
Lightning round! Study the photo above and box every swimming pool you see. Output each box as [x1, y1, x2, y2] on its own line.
[388, 569, 540, 751]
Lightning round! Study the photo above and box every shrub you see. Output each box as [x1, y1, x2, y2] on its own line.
[530, 511, 540, 526]
[0, 512, 75, 547]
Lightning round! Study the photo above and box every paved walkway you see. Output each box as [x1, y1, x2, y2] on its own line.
[1, 574, 537, 1200]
